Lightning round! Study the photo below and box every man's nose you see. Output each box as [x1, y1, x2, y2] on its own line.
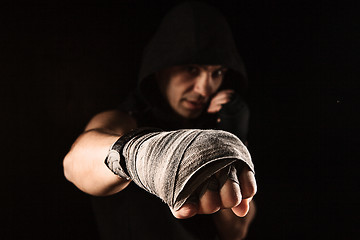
[193, 73, 213, 97]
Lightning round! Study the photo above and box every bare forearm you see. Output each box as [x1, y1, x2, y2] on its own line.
[213, 201, 256, 240]
[63, 129, 130, 196]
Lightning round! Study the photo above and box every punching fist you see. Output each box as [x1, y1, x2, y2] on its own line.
[105, 128, 256, 219]
[172, 165, 256, 219]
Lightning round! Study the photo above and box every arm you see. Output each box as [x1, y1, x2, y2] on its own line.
[63, 110, 136, 196]
[64, 108, 256, 226]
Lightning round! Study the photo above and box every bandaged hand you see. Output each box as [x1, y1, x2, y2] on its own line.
[105, 128, 256, 219]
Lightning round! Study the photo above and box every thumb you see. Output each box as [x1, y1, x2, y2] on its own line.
[231, 198, 252, 217]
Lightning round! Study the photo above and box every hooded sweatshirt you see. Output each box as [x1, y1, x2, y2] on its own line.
[92, 2, 248, 239]
[119, 1, 247, 131]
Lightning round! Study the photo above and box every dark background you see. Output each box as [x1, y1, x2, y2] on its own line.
[2, 0, 359, 239]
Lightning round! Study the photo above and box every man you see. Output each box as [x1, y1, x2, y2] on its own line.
[64, 2, 257, 239]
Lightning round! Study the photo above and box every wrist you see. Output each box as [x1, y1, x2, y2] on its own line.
[104, 128, 162, 180]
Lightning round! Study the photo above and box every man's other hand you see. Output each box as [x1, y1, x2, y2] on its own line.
[207, 89, 234, 114]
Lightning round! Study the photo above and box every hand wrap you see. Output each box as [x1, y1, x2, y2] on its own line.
[106, 128, 254, 211]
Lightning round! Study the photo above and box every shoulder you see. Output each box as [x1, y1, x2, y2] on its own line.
[85, 110, 137, 134]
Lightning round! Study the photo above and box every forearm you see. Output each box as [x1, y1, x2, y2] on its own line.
[213, 201, 256, 240]
[63, 129, 130, 196]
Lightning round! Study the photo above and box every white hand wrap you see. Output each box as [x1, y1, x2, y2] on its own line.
[121, 129, 254, 210]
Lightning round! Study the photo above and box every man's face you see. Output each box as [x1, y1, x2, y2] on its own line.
[156, 64, 227, 119]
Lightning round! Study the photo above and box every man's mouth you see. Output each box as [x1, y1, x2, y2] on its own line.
[183, 99, 205, 110]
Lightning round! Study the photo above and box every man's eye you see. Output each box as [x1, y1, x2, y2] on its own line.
[213, 70, 223, 78]
[186, 66, 199, 75]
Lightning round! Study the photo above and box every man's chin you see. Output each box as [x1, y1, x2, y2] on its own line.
[178, 109, 203, 119]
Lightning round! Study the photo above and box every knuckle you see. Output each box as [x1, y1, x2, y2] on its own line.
[244, 183, 257, 198]
[200, 202, 221, 214]
[222, 194, 241, 208]
[220, 183, 242, 208]
[240, 170, 257, 198]
[199, 191, 221, 214]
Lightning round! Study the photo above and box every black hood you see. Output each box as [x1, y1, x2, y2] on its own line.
[120, 2, 248, 130]
[138, 1, 247, 100]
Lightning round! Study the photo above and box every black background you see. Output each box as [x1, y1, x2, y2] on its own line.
[2, 0, 359, 239]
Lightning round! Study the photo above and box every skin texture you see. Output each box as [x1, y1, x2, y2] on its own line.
[63, 64, 257, 239]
